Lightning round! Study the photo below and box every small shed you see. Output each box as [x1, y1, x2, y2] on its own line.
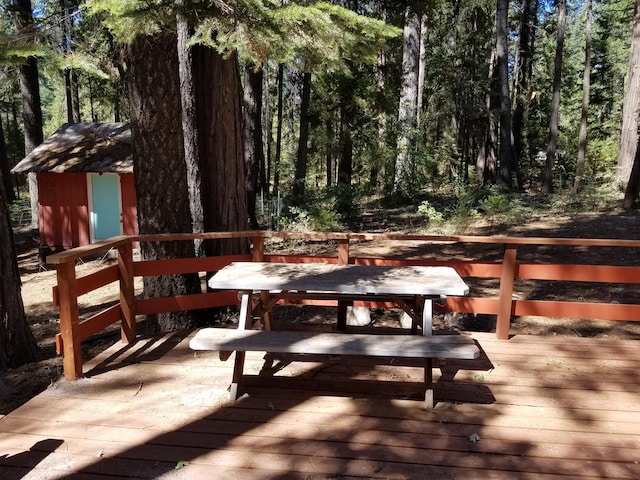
[11, 122, 138, 252]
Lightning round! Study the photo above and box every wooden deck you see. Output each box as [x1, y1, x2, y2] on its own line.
[1, 330, 639, 479]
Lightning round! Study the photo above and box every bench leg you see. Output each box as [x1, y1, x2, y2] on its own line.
[229, 351, 246, 401]
[337, 300, 348, 330]
[424, 358, 434, 409]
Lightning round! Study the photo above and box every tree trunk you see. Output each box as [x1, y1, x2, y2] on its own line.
[496, 0, 515, 189]
[416, 13, 428, 130]
[541, 0, 567, 194]
[375, 50, 387, 195]
[616, 0, 640, 188]
[64, 69, 74, 123]
[15, 0, 43, 229]
[574, 0, 593, 194]
[394, 6, 421, 197]
[623, 142, 640, 209]
[127, 32, 201, 332]
[325, 118, 333, 187]
[0, 118, 15, 203]
[292, 71, 312, 205]
[194, 47, 249, 256]
[273, 64, 285, 199]
[338, 86, 354, 214]
[243, 66, 265, 228]
[477, 20, 498, 185]
[512, 0, 537, 174]
[0, 166, 41, 370]
[71, 71, 81, 122]
[176, 10, 203, 238]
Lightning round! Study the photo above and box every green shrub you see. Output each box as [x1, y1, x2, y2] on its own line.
[280, 205, 341, 232]
[417, 200, 444, 225]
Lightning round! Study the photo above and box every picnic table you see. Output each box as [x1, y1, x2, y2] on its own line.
[190, 262, 479, 408]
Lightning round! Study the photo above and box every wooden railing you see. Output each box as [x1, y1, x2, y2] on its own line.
[47, 231, 640, 381]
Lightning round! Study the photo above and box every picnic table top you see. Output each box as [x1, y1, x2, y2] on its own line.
[208, 262, 470, 297]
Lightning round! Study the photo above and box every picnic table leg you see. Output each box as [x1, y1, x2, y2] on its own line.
[423, 297, 435, 408]
[230, 351, 246, 401]
[337, 300, 348, 330]
[229, 292, 251, 400]
[424, 358, 434, 409]
[422, 298, 433, 337]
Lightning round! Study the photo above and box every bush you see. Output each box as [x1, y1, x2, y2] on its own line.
[280, 205, 341, 232]
[417, 200, 444, 225]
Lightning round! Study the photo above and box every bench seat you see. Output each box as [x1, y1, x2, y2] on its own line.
[190, 328, 480, 408]
[190, 328, 479, 358]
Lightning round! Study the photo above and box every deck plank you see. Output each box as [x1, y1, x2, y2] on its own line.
[1, 331, 639, 479]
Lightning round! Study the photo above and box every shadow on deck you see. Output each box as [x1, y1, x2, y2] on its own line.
[1, 331, 639, 479]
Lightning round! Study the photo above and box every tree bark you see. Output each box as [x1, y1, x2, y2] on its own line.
[416, 13, 428, 130]
[496, 0, 515, 189]
[477, 19, 498, 185]
[0, 118, 15, 203]
[574, 0, 593, 193]
[292, 71, 312, 205]
[176, 10, 203, 238]
[623, 142, 640, 209]
[394, 6, 421, 196]
[194, 47, 249, 256]
[14, 0, 43, 229]
[616, 0, 640, 188]
[127, 32, 201, 332]
[541, 0, 567, 194]
[273, 64, 285, 199]
[512, 0, 537, 176]
[337, 82, 355, 214]
[0, 166, 41, 370]
[243, 65, 265, 228]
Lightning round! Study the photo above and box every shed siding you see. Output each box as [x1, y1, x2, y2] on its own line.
[120, 174, 138, 236]
[37, 172, 137, 250]
[38, 172, 90, 249]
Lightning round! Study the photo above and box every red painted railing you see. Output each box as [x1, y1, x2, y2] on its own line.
[47, 231, 640, 381]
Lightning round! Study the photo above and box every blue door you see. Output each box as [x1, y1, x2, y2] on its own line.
[90, 173, 122, 241]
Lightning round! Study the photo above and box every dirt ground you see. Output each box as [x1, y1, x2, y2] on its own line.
[2, 208, 640, 414]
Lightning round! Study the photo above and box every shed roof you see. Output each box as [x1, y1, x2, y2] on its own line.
[11, 122, 133, 174]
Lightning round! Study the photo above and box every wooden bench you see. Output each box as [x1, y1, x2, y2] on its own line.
[190, 328, 480, 408]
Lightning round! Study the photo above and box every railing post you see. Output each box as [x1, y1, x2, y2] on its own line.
[496, 243, 518, 340]
[338, 239, 350, 265]
[57, 261, 82, 380]
[252, 235, 265, 262]
[118, 241, 136, 344]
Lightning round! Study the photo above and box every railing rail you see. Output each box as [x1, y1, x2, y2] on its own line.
[47, 231, 640, 380]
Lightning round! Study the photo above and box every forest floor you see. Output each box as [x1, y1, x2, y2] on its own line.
[2, 194, 640, 415]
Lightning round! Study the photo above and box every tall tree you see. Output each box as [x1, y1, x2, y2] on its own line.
[0, 117, 15, 203]
[292, 71, 312, 205]
[541, 0, 567, 194]
[616, 0, 640, 188]
[127, 32, 202, 331]
[13, 0, 43, 228]
[0, 166, 41, 370]
[512, 0, 537, 176]
[272, 63, 285, 200]
[195, 47, 248, 256]
[495, 0, 515, 188]
[243, 65, 265, 228]
[62, 0, 81, 123]
[477, 15, 498, 185]
[394, 5, 421, 196]
[623, 141, 640, 208]
[176, 5, 203, 238]
[574, 0, 593, 193]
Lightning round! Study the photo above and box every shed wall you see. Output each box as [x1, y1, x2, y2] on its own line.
[38, 172, 90, 250]
[37, 172, 138, 250]
[120, 174, 138, 236]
